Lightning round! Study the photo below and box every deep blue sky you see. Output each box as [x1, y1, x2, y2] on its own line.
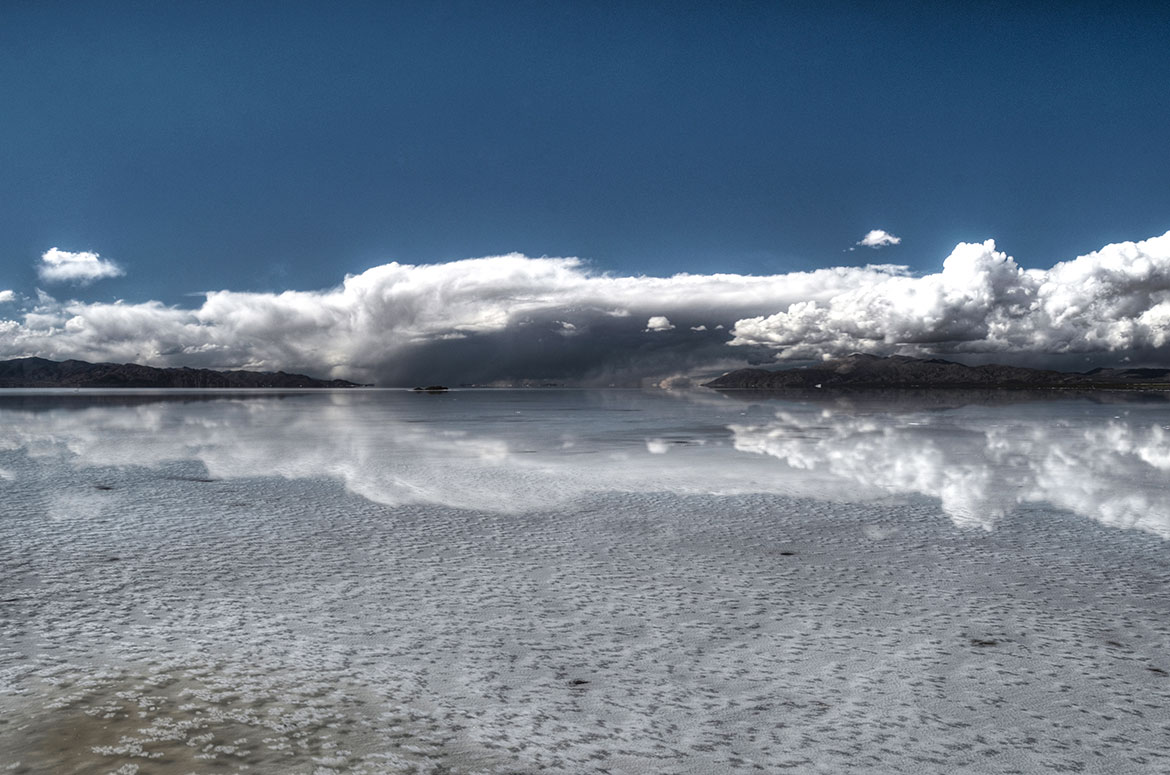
[2, 0, 1168, 305]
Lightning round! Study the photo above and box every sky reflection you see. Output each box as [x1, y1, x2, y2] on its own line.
[2, 389, 1169, 537]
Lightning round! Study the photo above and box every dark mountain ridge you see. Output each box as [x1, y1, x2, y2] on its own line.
[0, 357, 367, 388]
[704, 354, 1170, 390]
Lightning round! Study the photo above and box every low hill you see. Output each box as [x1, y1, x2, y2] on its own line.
[0, 357, 367, 388]
[703, 354, 1170, 390]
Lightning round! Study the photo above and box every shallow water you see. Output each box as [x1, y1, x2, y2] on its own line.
[2, 388, 1169, 773]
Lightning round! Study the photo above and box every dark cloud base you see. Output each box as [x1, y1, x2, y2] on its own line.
[374, 313, 759, 387]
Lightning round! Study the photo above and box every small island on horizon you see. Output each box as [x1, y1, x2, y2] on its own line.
[0, 357, 367, 389]
[704, 353, 1170, 391]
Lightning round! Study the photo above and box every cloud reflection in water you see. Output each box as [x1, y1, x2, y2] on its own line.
[2, 390, 1169, 537]
[729, 400, 1170, 535]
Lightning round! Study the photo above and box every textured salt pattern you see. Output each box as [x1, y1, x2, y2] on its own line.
[1, 390, 1169, 773]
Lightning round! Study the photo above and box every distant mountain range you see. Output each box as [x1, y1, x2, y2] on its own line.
[0, 357, 366, 388]
[704, 354, 1170, 390]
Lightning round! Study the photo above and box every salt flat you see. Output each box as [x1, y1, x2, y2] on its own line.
[1, 389, 1168, 774]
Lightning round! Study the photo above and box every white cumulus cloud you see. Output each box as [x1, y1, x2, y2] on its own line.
[856, 229, 902, 249]
[0, 253, 894, 384]
[732, 230, 1170, 361]
[5, 231, 1170, 384]
[0, 290, 15, 304]
[38, 248, 125, 285]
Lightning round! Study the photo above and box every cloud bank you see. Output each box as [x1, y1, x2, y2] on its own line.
[733, 230, 1170, 361]
[37, 248, 125, 285]
[2, 230, 1169, 383]
[0, 254, 894, 384]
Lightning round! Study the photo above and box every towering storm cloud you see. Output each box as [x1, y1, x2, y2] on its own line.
[1, 231, 1169, 384]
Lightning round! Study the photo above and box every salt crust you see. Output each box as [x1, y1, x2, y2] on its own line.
[1, 391, 1169, 773]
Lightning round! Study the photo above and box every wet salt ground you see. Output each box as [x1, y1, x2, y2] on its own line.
[2, 391, 1170, 773]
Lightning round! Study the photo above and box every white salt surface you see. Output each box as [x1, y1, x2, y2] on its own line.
[1, 389, 1169, 773]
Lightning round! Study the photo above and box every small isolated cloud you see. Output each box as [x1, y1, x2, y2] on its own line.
[38, 248, 124, 285]
[0, 290, 14, 304]
[857, 229, 902, 249]
[646, 315, 675, 332]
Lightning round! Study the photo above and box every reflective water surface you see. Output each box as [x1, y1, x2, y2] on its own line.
[5, 388, 1170, 534]
[2, 389, 1169, 773]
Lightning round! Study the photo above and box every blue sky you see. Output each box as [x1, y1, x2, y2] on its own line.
[2, 1, 1170, 382]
